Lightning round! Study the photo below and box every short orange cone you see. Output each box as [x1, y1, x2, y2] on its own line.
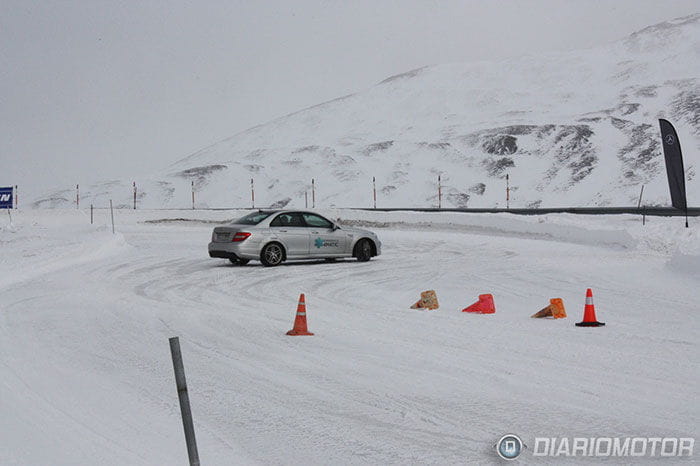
[575, 288, 605, 327]
[410, 290, 439, 310]
[531, 298, 567, 319]
[462, 294, 496, 314]
[286, 293, 314, 336]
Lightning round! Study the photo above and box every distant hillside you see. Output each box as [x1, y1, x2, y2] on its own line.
[34, 13, 700, 209]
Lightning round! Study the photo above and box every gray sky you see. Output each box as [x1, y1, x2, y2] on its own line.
[1, 0, 698, 193]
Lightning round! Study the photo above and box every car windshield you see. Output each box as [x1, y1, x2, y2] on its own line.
[231, 211, 273, 225]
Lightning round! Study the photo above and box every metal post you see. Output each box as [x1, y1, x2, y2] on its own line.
[14, 185, 18, 209]
[109, 199, 115, 234]
[305, 191, 308, 208]
[637, 185, 644, 209]
[311, 179, 315, 209]
[191, 181, 195, 210]
[169, 337, 200, 466]
[506, 174, 510, 209]
[76, 184, 80, 209]
[90, 204, 93, 225]
[372, 176, 376, 209]
[7, 209, 11, 224]
[133, 182, 137, 210]
[437, 175, 442, 209]
[643, 206, 646, 226]
[251, 178, 255, 209]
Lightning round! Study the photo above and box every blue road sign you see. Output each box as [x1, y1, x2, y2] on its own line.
[0, 187, 13, 209]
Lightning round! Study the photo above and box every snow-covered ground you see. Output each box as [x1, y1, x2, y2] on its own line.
[1, 208, 698, 464]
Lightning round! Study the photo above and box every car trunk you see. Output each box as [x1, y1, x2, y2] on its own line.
[211, 224, 247, 242]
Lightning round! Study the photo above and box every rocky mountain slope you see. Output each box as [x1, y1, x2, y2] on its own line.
[34, 14, 699, 209]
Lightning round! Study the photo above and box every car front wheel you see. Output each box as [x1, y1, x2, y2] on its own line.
[260, 243, 284, 267]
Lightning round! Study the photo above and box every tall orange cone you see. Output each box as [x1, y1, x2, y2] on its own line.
[575, 288, 605, 327]
[286, 293, 314, 336]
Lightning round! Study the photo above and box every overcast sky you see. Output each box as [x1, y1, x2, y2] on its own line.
[1, 0, 698, 192]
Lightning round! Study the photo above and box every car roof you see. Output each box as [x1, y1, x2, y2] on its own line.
[254, 209, 322, 215]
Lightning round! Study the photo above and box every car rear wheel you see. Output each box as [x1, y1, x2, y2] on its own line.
[354, 239, 372, 262]
[229, 258, 250, 266]
[260, 243, 284, 267]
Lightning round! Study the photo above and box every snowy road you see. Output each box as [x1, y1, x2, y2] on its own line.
[1, 210, 698, 464]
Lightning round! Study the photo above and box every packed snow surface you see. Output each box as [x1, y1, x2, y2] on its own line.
[1, 208, 698, 464]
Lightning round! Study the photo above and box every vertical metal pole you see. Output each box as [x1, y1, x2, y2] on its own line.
[109, 199, 115, 234]
[251, 178, 255, 209]
[686, 168, 689, 228]
[7, 209, 11, 224]
[76, 184, 80, 209]
[169, 337, 200, 466]
[372, 176, 376, 209]
[305, 191, 308, 208]
[506, 174, 510, 209]
[637, 185, 644, 209]
[643, 206, 646, 226]
[311, 179, 315, 208]
[191, 181, 195, 210]
[90, 204, 94, 225]
[133, 182, 137, 210]
[437, 175, 442, 209]
[14, 185, 18, 209]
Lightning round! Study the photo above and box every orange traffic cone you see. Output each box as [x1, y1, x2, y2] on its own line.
[286, 293, 314, 335]
[462, 294, 496, 314]
[575, 288, 605, 327]
[531, 298, 567, 319]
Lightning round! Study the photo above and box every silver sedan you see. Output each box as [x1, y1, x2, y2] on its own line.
[208, 210, 381, 266]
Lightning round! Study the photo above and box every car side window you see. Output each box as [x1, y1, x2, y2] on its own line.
[271, 213, 304, 227]
[302, 213, 333, 229]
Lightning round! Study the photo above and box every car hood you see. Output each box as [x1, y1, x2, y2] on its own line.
[339, 226, 378, 238]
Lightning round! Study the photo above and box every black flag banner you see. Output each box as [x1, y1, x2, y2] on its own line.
[659, 119, 688, 226]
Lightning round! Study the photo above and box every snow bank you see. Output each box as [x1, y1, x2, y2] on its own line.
[0, 210, 130, 290]
[325, 209, 638, 249]
[661, 227, 700, 278]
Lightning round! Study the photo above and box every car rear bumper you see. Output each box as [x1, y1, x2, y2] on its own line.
[208, 241, 260, 260]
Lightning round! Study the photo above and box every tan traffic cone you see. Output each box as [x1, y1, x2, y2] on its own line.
[410, 290, 439, 310]
[286, 293, 314, 336]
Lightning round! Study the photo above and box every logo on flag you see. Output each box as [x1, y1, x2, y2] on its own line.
[0, 187, 13, 209]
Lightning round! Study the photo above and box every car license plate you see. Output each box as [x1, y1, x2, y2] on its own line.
[216, 232, 230, 241]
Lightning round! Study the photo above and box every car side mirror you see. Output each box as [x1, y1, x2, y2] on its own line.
[332, 223, 340, 231]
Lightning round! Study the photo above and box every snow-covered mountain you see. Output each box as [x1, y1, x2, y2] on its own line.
[34, 14, 700, 209]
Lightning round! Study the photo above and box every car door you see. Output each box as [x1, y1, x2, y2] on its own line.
[269, 212, 309, 257]
[303, 213, 347, 256]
